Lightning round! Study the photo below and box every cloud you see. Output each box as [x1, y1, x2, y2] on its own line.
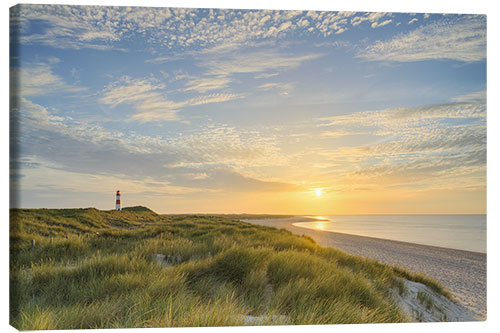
[318, 102, 485, 131]
[371, 19, 392, 28]
[46, 56, 60, 64]
[358, 15, 486, 63]
[14, 98, 293, 193]
[99, 46, 319, 122]
[183, 76, 232, 93]
[99, 76, 243, 122]
[166, 168, 297, 192]
[144, 55, 185, 64]
[159, 48, 322, 102]
[257, 82, 295, 95]
[311, 11, 354, 36]
[11, 63, 85, 97]
[313, 101, 486, 188]
[11, 5, 124, 50]
[11, 5, 374, 52]
[254, 73, 280, 79]
[100, 77, 166, 108]
[320, 130, 363, 138]
[339, 123, 485, 157]
[204, 51, 324, 76]
[181, 93, 243, 107]
[450, 90, 486, 103]
[345, 149, 485, 186]
[351, 12, 393, 27]
[128, 93, 243, 122]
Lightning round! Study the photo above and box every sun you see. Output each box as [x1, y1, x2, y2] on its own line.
[314, 188, 323, 196]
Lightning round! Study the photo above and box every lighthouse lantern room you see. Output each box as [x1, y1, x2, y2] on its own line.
[116, 190, 121, 211]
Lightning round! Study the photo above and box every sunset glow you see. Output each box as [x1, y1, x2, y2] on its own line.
[10, 5, 486, 215]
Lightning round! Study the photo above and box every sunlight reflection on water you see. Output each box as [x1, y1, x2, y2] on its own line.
[313, 221, 327, 230]
[294, 215, 486, 253]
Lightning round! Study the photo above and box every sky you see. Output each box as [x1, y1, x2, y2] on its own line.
[9, 2, 487, 214]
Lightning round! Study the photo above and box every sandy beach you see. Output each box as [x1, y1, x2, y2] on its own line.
[243, 217, 486, 320]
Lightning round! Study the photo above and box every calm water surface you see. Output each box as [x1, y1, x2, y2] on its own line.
[293, 215, 486, 253]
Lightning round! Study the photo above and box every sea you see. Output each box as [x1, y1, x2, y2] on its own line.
[293, 214, 486, 253]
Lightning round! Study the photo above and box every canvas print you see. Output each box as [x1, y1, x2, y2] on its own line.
[9, 3, 486, 330]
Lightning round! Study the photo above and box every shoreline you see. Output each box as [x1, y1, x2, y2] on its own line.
[292, 221, 486, 255]
[242, 217, 487, 320]
[246, 216, 485, 254]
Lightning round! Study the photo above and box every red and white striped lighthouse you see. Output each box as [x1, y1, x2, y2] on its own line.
[116, 190, 121, 211]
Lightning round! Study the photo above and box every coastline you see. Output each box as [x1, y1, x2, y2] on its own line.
[242, 217, 487, 320]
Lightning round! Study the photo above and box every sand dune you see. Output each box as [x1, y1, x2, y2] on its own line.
[243, 217, 486, 320]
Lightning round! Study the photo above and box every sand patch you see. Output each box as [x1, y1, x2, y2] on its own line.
[395, 279, 475, 322]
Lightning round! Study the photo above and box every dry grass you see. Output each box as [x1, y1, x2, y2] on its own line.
[10, 207, 451, 329]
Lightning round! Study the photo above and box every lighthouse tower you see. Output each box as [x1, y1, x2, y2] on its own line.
[116, 190, 121, 211]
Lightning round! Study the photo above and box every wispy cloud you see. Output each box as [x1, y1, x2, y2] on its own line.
[100, 77, 166, 108]
[254, 73, 280, 79]
[100, 76, 243, 122]
[14, 97, 292, 193]
[257, 82, 295, 95]
[318, 102, 486, 128]
[183, 76, 232, 93]
[319, 130, 364, 138]
[371, 19, 392, 28]
[342, 150, 485, 188]
[11, 5, 487, 213]
[182, 93, 243, 107]
[204, 51, 323, 76]
[408, 18, 418, 25]
[358, 15, 486, 63]
[144, 55, 185, 64]
[154, 48, 323, 103]
[314, 102, 486, 188]
[450, 90, 486, 103]
[11, 63, 85, 97]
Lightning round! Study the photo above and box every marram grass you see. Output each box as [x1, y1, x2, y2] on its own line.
[10, 207, 449, 329]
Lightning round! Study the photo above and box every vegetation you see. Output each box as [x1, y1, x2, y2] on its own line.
[417, 291, 435, 311]
[10, 207, 450, 329]
[165, 213, 295, 220]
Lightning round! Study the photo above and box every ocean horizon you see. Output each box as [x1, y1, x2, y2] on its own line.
[293, 214, 486, 253]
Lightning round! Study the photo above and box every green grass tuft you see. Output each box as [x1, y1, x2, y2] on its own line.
[10, 207, 452, 329]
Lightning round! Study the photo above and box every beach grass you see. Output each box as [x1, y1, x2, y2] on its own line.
[10, 207, 450, 329]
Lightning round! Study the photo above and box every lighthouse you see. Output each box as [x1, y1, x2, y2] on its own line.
[116, 190, 121, 211]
